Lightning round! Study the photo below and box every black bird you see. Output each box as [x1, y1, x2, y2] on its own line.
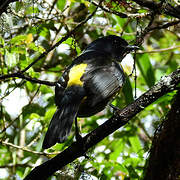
[42, 35, 138, 149]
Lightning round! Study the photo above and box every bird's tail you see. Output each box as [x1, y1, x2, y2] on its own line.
[42, 86, 85, 149]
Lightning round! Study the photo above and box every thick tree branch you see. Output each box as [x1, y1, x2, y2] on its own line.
[132, 0, 180, 19]
[132, 0, 160, 10]
[134, 18, 180, 47]
[24, 69, 180, 180]
[149, 20, 180, 31]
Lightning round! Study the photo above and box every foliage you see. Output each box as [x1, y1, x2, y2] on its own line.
[0, 0, 180, 179]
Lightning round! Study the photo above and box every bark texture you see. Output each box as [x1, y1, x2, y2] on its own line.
[144, 90, 180, 180]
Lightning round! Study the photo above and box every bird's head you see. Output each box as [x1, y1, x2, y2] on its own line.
[84, 35, 139, 62]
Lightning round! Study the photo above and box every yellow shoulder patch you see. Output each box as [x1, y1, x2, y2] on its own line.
[67, 63, 87, 87]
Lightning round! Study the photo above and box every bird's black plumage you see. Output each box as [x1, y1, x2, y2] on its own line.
[42, 35, 138, 149]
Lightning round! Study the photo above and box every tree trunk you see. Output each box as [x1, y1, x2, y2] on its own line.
[144, 90, 180, 180]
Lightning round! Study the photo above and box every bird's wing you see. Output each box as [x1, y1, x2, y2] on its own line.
[55, 71, 68, 107]
[82, 62, 126, 106]
[54, 53, 107, 106]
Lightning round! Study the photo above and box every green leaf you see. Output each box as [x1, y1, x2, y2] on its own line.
[25, 7, 39, 15]
[19, 55, 30, 69]
[44, 107, 56, 122]
[126, 165, 139, 178]
[115, 163, 128, 174]
[11, 46, 26, 54]
[29, 113, 40, 120]
[22, 167, 31, 179]
[112, 14, 126, 28]
[57, 0, 66, 11]
[26, 81, 34, 92]
[62, 37, 74, 45]
[109, 139, 124, 161]
[22, 103, 46, 119]
[40, 85, 53, 94]
[129, 135, 143, 156]
[15, 1, 22, 12]
[122, 77, 134, 104]
[10, 35, 27, 45]
[0, 36, 5, 46]
[136, 54, 155, 88]
[39, 27, 50, 38]
[28, 42, 45, 53]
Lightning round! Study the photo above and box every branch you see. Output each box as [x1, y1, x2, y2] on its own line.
[134, 18, 180, 47]
[132, 0, 180, 19]
[91, 1, 128, 18]
[163, 3, 180, 19]
[0, 73, 56, 86]
[137, 45, 180, 54]
[149, 20, 180, 31]
[24, 68, 180, 180]
[0, 163, 33, 168]
[131, 0, 160, 10]
[92, 1, 151, 18]
[0, 140, 59, 156]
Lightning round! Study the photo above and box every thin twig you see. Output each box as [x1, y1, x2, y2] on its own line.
[0, 80, 25, 101]
[149, 20, 180, 31]
[0, 73, 56, 86]
[0, 140, 59, 155]
[0, 163, 34, 168]
[27, 133, 42, 148]
[136, 45, 180, 54]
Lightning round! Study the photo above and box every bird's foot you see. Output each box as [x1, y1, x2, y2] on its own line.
[75, 129, 90, 159]
[75, 117, 90, 159]
[75, 119, 90, 159]
[75, 130, 83, 143]
[75, 117, 83, 142]
[109, 104, 121, 115]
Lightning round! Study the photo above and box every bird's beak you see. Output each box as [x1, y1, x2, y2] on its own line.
[126, 45, 139, 51]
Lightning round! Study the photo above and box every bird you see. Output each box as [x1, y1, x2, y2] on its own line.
[42, 35, 138, 149]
